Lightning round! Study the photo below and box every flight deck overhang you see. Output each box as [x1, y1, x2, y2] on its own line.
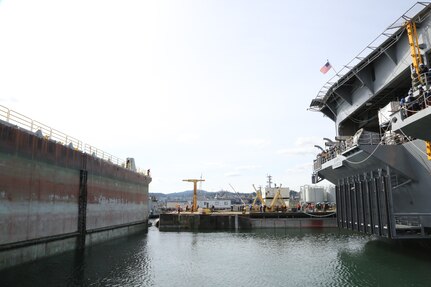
[391, 106, 431, 141]
[313, 144, 417, 185]
[309, 2, 431, 127]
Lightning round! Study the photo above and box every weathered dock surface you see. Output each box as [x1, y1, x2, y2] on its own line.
[158, 212, 337, 231]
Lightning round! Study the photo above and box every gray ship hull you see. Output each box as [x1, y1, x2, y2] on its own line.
[315, 139, 431, 239]
[309, 3, 431, 240]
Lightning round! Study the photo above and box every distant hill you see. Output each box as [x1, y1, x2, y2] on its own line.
[150, 189, 253, 202]
[150, 189, 301, 205]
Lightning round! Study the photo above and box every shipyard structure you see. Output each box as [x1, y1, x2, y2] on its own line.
[0, 105, 151, 270]
[310, 2, 431, 240]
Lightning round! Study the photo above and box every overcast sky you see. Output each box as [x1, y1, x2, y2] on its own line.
[0, 0, 420, 193]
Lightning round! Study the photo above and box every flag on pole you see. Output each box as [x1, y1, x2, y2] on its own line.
[320, 61, 332, 74]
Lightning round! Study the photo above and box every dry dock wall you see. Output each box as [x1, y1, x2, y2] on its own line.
[0, 122, 150, 270]
[158, 213, 337, 231]
[159, 214, 251, 231]
[249, 218, 337, 229]
[248, 212, 337, 229]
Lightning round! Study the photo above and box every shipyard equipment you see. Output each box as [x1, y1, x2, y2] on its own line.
[268, 185, 287, 212]
[183, 178, 205, 212]
[404, 18, 431, 154]
[405, 20, 423, 77]
[229, 183, 247, 213]
[251, 184, 266, 211]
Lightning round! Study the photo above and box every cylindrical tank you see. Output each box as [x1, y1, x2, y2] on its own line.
[315, 187, 324, 202]
[302, 185, 325, 203]
[305, 188, 315, 202]
[326, 186, 336, 202]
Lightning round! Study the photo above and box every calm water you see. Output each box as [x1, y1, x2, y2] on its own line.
[1, 222, 431, 287]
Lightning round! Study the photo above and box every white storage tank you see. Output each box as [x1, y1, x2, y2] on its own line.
[300, 185, 325, 203]
[326, 185, 336, 202]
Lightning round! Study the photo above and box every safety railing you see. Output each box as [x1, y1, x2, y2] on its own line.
[0, 105, 127, 168]
[394, 213, 431, 237]
[355, 131, 381, 145]
[311, 2, 431, 111]
[313, 131, 383, 171]
[400, 92, 431, 119]
[313, 142, 347, 170]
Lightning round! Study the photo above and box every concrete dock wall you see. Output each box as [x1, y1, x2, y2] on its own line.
[158, 213, 337, 231]
[0, 122, 150, 270]
[249, 218, 337, 229]
[159, 214, 251, 231]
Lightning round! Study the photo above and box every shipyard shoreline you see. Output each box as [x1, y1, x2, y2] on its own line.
[158, 212, 337, 231]
[0, 118, 151, 270]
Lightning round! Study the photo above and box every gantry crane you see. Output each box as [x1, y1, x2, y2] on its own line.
[183, 178, 205, 212]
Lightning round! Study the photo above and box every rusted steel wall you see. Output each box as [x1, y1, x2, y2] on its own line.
[0, 124, 81, 245]
[86, 156, 149, 230]
[0, 122, 149, 247]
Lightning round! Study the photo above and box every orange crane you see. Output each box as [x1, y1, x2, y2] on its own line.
[251, 184, 265, 211]
[405, 20, 423, 77]
[268, 185, 287, 211]
[183, 178, 205, 212]
[405, 20, 431, 159]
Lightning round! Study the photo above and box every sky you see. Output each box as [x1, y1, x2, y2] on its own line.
[0, 0, 421, 193]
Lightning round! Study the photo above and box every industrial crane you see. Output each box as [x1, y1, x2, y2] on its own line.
[405, 19, 431, 159]
[183, 178, 205, 212]
[405, 20, 423, 78]
[251, 184, 265, 211]
[268, 184, 287, 212]
[229, 183, 247, 213]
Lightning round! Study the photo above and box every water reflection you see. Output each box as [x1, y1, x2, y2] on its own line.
[1, 226, 431, 287]
[336, 239, 431, 287]
[0, 233, 153, 287]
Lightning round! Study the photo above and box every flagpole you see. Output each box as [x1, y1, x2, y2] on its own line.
[327, 59, 340, 77]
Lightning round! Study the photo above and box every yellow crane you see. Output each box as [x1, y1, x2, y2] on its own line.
[268, 185, 287, 212]
[405, 19, 431, 160]
[405, 20, 423, 77]
[251, 184, 266, 211]
[183, 178, 205, 212]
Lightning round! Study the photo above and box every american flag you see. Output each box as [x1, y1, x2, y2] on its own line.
[320, 61, 332, 74]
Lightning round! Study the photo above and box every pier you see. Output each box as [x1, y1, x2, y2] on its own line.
[158, 212, 337, 231]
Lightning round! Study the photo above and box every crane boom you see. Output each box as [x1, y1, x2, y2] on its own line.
[229, 183, 246, 206]
[183, 179, 205, 212]
[405, 20, 431, 159]
[251, 184, 266, 209]
[405, 20, 423, 78]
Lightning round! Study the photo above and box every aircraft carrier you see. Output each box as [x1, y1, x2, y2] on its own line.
[310, 2, 431, 239]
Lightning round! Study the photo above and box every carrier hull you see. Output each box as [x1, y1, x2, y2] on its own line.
[314, 141, 431, 239]
[309, 3, 431, 239]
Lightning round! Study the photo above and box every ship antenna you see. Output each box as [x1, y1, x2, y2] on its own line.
[267, 174, 272, 188]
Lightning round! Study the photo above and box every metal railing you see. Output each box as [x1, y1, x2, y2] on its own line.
[313, 128, 411, 171]
[311, 2, 431, 111]
[400, 92, 431, 119]
[313, 130, 383, 170]
[0, 105, 127, 168]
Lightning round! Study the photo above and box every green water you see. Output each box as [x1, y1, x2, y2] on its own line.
[1, 224, 431, 286]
